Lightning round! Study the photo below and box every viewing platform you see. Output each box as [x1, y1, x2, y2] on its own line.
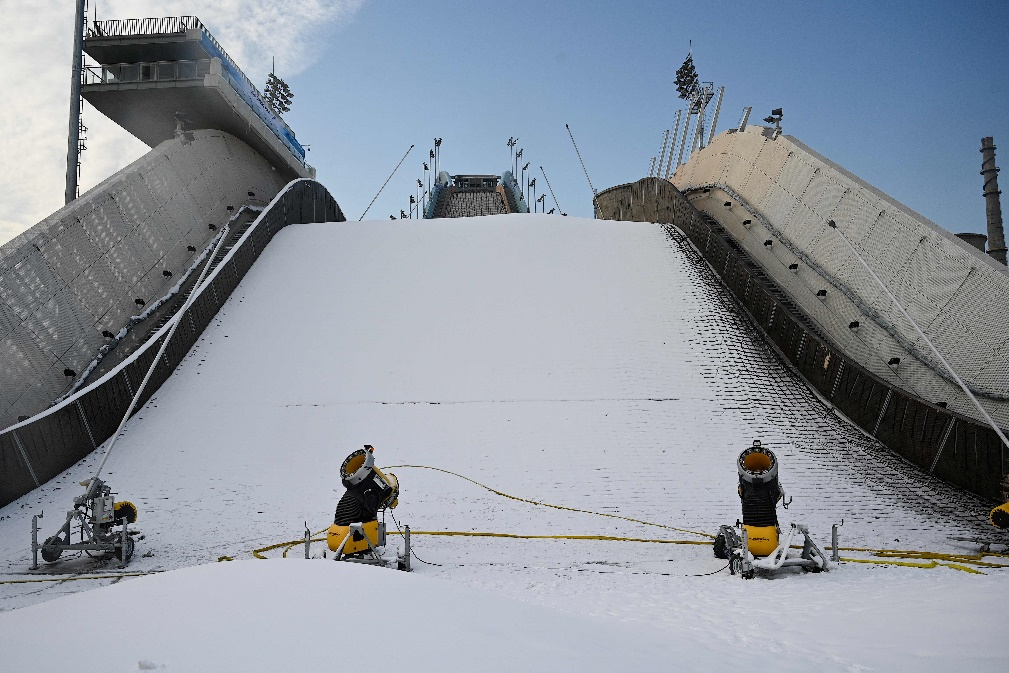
[82, 16, 313, 181]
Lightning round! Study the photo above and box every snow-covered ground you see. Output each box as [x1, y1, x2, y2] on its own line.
[1, 215, 1006, 671]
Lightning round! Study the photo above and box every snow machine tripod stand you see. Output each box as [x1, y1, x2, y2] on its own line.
[31, 477, 138, 570]
[713, 441, 830, 578]
[716, 522, 829, 579]
[329, 514, 411, 571]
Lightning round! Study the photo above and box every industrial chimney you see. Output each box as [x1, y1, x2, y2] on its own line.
[980, 137, 1006, 265]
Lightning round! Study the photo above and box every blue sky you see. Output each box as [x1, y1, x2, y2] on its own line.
[1, 0, 1006, 237]
[283, 0, 1008, 230]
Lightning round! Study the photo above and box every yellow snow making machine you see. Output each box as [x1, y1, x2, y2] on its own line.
[713, 441, 830, 578]
[991, 474, 1009, 530]
[328, 445, 409, 569]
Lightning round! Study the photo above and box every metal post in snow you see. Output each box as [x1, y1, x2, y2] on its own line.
[831, 520, 842, 562]
[31, 514, 40, 570]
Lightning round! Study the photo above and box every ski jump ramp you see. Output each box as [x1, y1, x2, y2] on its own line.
[2, 215, 1004, 671]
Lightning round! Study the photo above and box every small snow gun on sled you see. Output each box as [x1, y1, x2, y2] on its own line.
[713, 441, 829, 578]
[328, 445, 410, 570]
[31, 477, 139, 570]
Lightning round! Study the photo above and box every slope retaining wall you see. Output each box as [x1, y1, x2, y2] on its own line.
[0, 130, 286, 429]
[0, 180, 344, 507]
[597, 177, 1005, 502]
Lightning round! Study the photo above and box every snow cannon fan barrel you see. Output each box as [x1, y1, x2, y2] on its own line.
[328, 446, 399, 555]
[737, 441, 782, 557]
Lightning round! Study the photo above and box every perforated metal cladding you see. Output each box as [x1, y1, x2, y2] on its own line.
[674, 126, 1009, 429]
[0, 180, 344, 506]
[0, 130, 286, 428]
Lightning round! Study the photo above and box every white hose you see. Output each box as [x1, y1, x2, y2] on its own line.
[92, 225, 231, 482]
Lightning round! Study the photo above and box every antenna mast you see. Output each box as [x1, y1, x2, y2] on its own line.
[359, 144, 414, 221]
[565, 123, 597, 196]
[540, 166, 564, 215]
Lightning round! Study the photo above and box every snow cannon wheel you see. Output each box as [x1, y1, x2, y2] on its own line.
[991, 502, 1009, 529]
[713, 532, 728, 559]
[115, 534, 135, 562]
[41, 536, 63, 563]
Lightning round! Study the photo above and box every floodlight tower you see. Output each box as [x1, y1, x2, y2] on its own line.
[64, 0, 87, 204]
[672, 48, 722, 168]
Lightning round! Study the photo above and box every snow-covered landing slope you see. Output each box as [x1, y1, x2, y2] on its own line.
[0, 560, 688, 673]
[1, 215, 1005, 671]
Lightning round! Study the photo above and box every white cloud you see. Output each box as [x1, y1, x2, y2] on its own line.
[0, 0, 363, 245]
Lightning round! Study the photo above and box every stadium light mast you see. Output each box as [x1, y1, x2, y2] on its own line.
[673, 47, 719, 167]
[65, 0, 87, 204]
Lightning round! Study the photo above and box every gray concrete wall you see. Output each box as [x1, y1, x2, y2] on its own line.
[0, 130, 285, 429]
[672, 126, 1009, 431]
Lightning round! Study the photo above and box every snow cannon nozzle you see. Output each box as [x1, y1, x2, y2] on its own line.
[737, 440, 778, 485]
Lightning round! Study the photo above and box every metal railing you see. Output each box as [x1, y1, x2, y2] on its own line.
[82, 15, 308, 167]
[84, 60, 211, 85]
[87, 16, 203, 38]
